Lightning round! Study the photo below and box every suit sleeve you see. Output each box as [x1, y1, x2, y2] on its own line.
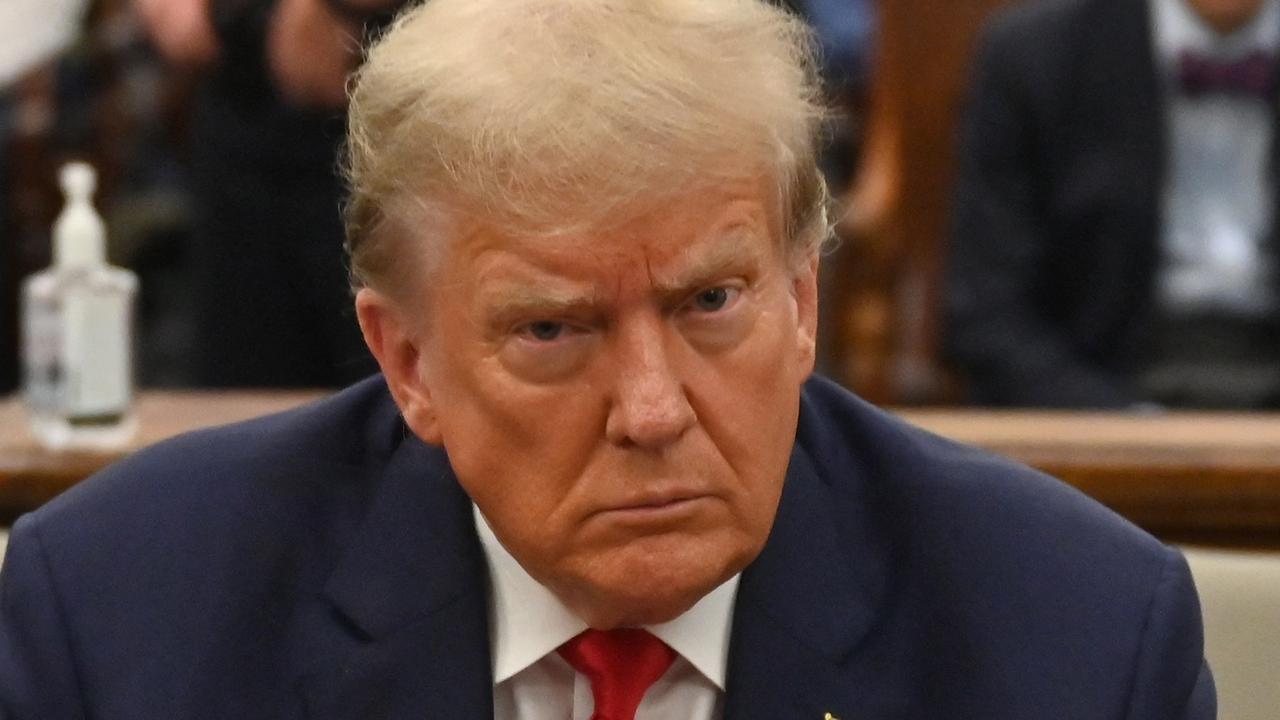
[1123, 547, 1216, 720]
[945, 18, 1136, 408]
[0, 514, 87, 719]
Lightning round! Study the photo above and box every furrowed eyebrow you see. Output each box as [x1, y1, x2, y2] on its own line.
[478, 284, 600, 326]
[653, 232, 765, 297]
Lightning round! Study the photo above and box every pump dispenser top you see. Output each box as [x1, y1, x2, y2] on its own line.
[53, 162, 106, 268]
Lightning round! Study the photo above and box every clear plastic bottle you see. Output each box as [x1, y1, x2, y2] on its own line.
[21, 162, 138, 450]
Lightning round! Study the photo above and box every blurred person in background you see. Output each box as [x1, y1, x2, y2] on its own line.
[947, 0, 1280, 408]
[804, 0, 876, 92]
[0, 0, 91, 395]
[790, 0, 876, 190]
[131, 0, 404, 388]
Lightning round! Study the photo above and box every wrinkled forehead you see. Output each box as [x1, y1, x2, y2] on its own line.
[387, 169, 788, 289]
[472, 178, 778, 261]
[441, 213, 780, 336]
[462, 224, 776, 313]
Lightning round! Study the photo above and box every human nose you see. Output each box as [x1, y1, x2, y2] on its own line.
[604, 319, 696, 449]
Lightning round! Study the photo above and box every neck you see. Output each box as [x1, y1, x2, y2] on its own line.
[1188, 0, 1264, 36]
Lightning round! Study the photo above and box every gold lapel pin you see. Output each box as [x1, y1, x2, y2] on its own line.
[824, 714, 840, 720]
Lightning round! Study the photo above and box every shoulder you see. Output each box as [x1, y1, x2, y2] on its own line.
[1, 376, 419, 715]
[12, 375, 407, 597]
[797, 375, 1176, 624]
[796, 377, 1208, 713]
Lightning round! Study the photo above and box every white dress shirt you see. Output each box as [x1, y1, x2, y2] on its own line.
[474, 507, 740, 720]
[1149, 0, 1280, 316]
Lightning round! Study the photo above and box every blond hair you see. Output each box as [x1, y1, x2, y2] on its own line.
[343, 0, 829, 290]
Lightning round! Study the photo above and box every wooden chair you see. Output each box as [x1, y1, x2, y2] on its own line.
[830, 0, 1022, 404]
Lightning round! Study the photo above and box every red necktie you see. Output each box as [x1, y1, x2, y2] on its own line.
[557, 628, 677, 720]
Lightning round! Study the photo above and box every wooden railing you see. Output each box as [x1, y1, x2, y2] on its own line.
[3, 392, 1280, 546]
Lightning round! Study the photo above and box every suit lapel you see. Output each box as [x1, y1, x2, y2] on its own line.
[1087, 0, 1164, 183]
[723, 442, 890, 720]
[300, 436, 494, 719]
[1070, 0, 1166, 352]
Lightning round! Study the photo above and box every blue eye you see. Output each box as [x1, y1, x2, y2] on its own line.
[693, 287, 732, 312]
[526, 321, 564, 341]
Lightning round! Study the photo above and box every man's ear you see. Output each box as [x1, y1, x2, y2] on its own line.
[355, 288, 444, 444]
[792, 253, 820, 377]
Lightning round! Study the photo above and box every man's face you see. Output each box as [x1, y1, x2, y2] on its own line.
[1187, 0, 1265, 34]
[363, 177, 818, 628]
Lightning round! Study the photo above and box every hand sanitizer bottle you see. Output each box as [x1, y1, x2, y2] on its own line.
[21, 162, 138, 450]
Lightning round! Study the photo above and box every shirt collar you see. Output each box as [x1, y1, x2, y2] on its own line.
[473, 505, 740, 689]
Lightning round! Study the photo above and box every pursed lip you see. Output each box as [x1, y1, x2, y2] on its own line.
[593, 487, 716, 519]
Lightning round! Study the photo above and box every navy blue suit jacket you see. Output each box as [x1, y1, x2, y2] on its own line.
[0, 375, 1214, 718]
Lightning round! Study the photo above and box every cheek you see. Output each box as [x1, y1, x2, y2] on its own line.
[688, 364, 797, 504]
[688, 305, 802, 507]
[431, 356, 610, 541]
[441, 383, 600, 495]
[706, 303, 807, 414]
[431, 324, 599, 453]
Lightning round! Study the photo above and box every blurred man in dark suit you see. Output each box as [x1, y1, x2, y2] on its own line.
[132, 0, 404, 388]
[3, 1, 1213, 718]
[0, 0, 92, 393]
[948, 0, 1280, 408]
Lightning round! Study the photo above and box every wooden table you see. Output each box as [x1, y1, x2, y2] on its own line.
[3, 393, 1280, 545]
